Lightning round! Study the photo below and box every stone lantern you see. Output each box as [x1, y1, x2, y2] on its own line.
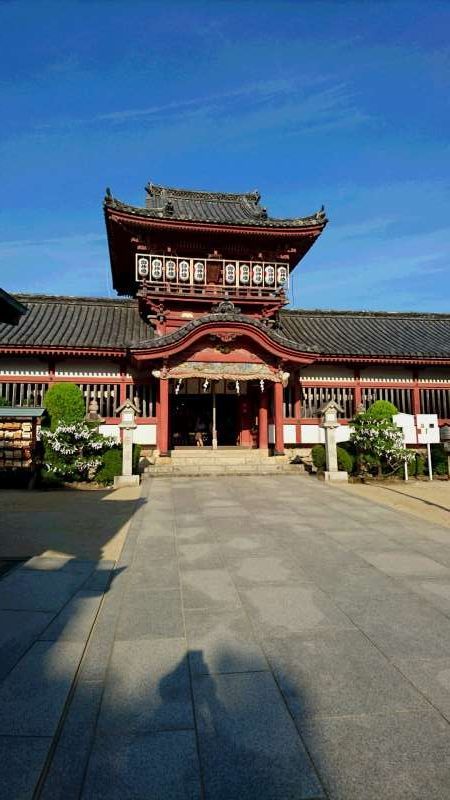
[319, 400, 348, 482]
[114, 399, 140, 488]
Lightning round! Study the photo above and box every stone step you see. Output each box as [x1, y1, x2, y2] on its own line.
[145, 461, 304, 477]
[170, 449, 271, 459]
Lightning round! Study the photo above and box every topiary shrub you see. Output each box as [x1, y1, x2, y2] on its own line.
[415, 453, 426, 476]
[133, 444, 142, 474]
[96, 447, 122, 485]
[0, 396, 10, 407]
[44, 383, 85, 431]
[96, 443, 142, 485]
[311, 444, 326, 471]
[311, 443, 354, 473]
[366, 400, 398, 421]
[337, 446, 354, 473]
[432, 444, 448, 476]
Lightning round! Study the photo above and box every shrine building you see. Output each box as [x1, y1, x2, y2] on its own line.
[0, 182, 449, 466]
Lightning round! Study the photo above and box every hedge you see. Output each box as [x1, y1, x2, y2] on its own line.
[311, 443, 354, 473]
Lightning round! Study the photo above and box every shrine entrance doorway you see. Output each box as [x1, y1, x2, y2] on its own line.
[215, 394, 240, 446]
[169, 380, 248, 449]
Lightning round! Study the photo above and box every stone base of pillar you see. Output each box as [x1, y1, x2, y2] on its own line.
[113, 475, 140, 488]
[324, 470, 348, 482]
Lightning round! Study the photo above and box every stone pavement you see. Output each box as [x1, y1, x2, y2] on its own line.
[2, 475, 450, 798]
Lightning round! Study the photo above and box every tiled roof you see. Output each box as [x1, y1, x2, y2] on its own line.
[0, 288, 27, 325]
[0, 295, 151, 351]
[280, 309, 450, 358]
[104, 183, 327, 229]
[0, 295, 449, 360]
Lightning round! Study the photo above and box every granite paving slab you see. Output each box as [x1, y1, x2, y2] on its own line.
[181, 569, 241, 609]
[40, 681, 104, 800]
[0, 608, 54, 681]
[356, 548, 450, 577]
[193, 670, 324, 799]
[0, 640, 84, 736]
[0, 736, 52, 800]
[0, 569, 89, 612]
[395, 657, 450, 722]
[82, 730, 202, 800]
[346, 592, 450, 660]
[185, 607, 268, 675]
[263, 628, 427, 719]
[240, 584, 353, 637]
[177, 543, 224, 570]
[39, 589, 103, 641]
[228, 554, 309, 585]
[301, 708, 450, 800]
[97, 638, 193, 735]
[115, 587, 184, 640]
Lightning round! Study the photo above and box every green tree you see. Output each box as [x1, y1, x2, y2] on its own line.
[365, 400, 398, 421]
[44, 383, 85, 430]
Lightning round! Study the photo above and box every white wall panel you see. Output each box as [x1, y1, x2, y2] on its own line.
[283, 424, 296, 444]
[133, 424, 157, 445]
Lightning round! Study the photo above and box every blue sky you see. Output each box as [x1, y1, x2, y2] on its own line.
[0, 0, 449, 311]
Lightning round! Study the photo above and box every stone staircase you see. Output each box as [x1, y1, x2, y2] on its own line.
[145, 447, 305, 477]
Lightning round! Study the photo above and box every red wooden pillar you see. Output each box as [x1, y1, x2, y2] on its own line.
[354, 368, 361, 412]
[273, 381, 284, 455]
[158, 378, 169, 456]
[239, 396, 252, 447]
[258, 390, 268, 450]
[412, 371, 421, 416]
[294, 373, 302, 444]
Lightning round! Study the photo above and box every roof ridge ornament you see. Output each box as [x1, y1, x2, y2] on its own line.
[211, 300, 242, 315]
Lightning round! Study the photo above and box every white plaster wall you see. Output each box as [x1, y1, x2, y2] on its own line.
[283, 424, 297, 444]
[0, 358, 49, 375]
[98, 424, 120, 441]
[360, 367, 413, 382]
[133, 424, 157, 445]
[300, 425, 324, 444]
[268, 424, 275, 444]
[300, 424, 351, 444]
[55, 359, 120, 377]
[300, 365, 354, 381]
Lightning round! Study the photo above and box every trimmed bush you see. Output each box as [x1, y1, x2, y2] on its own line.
[44, 383, 85, 430]
[366, 400, 398, 421]
[337, 446, 354, 473]
[432, 444, 448, 477]
[311, 444, 326, 471]
[96, 447, 122, 485]
[96, 444, 142, 485]
[311, 443, 354, 473]
[416, 453, 426, 476]
[0, 396, 10, 407]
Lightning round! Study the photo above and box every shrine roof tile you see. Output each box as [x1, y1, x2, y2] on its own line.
[280, 309, 450, 358]
[104, 183, 328, 230]
[0, 295, 449, 360]
[0, 295, 151, 351]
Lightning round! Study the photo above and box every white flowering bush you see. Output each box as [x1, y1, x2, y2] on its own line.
[351, 412, 415, 476]
[41, 423, 116, 481]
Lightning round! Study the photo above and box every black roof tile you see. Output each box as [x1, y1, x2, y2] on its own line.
[280, 309, 450, 358]
[0, 295, 448, 360]
[0, 295, 151, 351]
[104, 183, 327, 229]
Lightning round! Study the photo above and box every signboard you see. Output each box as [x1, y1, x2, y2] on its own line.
[416, 414, 440, 444]
[393, 413, 417, 445]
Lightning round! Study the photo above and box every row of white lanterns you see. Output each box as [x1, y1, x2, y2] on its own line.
[136, 256, 288, 287]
